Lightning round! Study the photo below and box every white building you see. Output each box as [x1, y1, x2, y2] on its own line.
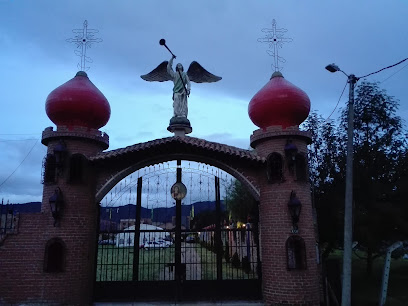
[116, 224, 167, 247]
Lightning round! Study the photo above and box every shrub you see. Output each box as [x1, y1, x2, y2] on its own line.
[242, 256, 251, 273]
[224, 240, 230, 263]
[231, 251, 240, 268]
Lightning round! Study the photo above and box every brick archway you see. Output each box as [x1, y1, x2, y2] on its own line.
[91, 136, 264, 203]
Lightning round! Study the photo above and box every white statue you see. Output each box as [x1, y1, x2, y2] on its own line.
[167, 55, 191, 117]
[141, 55, 221, 119]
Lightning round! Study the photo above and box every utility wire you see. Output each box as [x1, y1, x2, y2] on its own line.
[325, 57, 408, 122]
[325, 79, 348, 121]
[0, 133, 39, 136]
[359, 57, 408, 79]
[0, 138, 38, 142]
[0, 139, 39, 190]
[380, 62, 408, 84]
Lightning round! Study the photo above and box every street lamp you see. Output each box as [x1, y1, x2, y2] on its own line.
[326, 63, 358, 306]
[287, 191, 302, 234]
[49, 187, 63, 227]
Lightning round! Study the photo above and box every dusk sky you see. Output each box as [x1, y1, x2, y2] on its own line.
[1, 0, 408, 204]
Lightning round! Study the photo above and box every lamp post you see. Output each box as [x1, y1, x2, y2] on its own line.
[326, 63, 358, 306]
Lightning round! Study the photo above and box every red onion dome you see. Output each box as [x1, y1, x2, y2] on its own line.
[45, 71, 111, 129]
[248, 71, 310, 129]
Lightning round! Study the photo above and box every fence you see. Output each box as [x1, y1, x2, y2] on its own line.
[0, 203, 19, 245]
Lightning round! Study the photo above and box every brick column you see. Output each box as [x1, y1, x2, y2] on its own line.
[251, 126, 320, 306]
[39, 125, 109, 305]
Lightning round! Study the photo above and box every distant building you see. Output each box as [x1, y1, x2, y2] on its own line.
[116, 224, 167, 247]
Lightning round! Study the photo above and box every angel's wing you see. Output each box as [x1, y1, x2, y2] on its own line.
[187, 61, 222, 83]
[140, 61, 172, 82]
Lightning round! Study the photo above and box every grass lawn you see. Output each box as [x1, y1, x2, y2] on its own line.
[328, 250, 408, 305]
[96, 245, 175, 281]
[96, 244, 258, 282]
[196, 244, 258, 280]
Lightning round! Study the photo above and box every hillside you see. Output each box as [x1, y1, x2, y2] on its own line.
[100, 201, 225, 225]
[4, 201, 224, 226]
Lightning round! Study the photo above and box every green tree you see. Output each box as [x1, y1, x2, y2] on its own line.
[191, 210, 222, 230]
[305, 82, 408, 272]
[304, 112, 344, 257]
[225, 179, 258, 224]
[340, 82, 407, 273]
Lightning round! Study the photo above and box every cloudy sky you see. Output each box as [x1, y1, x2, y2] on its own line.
[1, 0, 407, 204]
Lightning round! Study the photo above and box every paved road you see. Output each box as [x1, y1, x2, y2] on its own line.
[159, 242, 202, 280]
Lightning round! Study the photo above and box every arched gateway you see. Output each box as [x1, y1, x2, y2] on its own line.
[0, 70, 321, 305]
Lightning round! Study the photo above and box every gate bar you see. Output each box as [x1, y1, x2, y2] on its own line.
[175, 160, 183, 300]
[132, 177, 143, 281]
[254, 201, 262, 280]
[215, 176, 223, 281]
[93, 202, 101, 300]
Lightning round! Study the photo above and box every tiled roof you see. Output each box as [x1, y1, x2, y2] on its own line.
[90, 136, 264, 163]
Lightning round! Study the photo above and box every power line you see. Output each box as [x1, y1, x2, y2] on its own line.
[325, 79, 348, 121]
[0, 139, 39, 190]
[0, 138, 38, 142]
[380, 62, 408, 83]
[0, 133, 39, 136]
[359, 57, 408, 79]
[325, 57, 408, 121]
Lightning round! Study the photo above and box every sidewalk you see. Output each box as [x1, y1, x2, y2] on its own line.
[95, 302, 264, 306]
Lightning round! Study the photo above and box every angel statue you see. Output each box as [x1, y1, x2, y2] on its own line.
[141, 54, 222, 119]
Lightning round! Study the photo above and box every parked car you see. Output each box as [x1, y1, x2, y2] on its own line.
[144, 241, 167, 250]
[98, 239, 115, 245]
[164, 236, 174, 243]
[185, 235, 196, 243]
[158, 239, 173, 247]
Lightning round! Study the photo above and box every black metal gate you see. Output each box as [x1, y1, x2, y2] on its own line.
[94, 160, 261, 302]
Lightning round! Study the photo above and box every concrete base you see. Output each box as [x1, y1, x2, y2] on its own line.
[167, 116, 192, 137]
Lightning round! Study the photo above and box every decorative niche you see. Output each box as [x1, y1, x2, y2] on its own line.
[69, 153, 88, 184]
[266, 152, 284, 183]
[44, 238, 66, 273]
[294, 153, 307, 182]
[286, 235, 307, 270]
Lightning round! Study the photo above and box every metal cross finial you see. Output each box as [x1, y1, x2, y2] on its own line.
[66, 20, 102, 71]
[257, 19, 293, 72]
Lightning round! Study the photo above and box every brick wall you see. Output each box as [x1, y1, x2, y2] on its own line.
[0, 127, 105, 305]
[0, 212, 97, 304]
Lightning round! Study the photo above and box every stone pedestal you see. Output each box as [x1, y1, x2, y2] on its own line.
[167, 116, 192, 137]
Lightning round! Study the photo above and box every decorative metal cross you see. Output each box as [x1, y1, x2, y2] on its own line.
[258, 19, 293, 72]
[66, 20, 102, 71]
